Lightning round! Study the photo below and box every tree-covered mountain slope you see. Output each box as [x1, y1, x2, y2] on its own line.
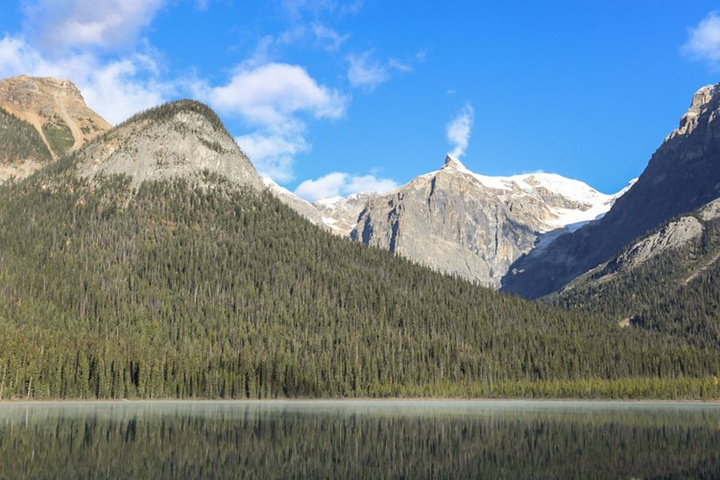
[551, 197, 720, 349]
[0, 101, 718, 400]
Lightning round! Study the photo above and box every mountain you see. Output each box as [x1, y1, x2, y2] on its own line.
[552, 196, 720, 348]
[1, 99, 715, 400]
[76, 99, 263, 190]
[350, 154, 621, 287]
[0, 75, 111, 182]
[502, 83, 720, 298]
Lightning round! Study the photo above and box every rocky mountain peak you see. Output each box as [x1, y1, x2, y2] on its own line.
[443, 153, 466, 170]
[76, 100, 264, 190]
[673, 84, 718, 137]
[0, 75, 111, 183]
[348, 154, 621, 287]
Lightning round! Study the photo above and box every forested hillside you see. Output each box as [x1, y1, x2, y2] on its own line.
[0, 101, 718, 400]
[0, 107, 51, 165]
[0, 149, 719, 399]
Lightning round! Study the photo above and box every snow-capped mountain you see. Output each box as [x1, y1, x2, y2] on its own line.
[350, 154, 628, 287]
[265, 153, 629, 288]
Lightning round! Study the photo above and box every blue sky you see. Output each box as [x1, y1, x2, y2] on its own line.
[2, 1, 720, 201]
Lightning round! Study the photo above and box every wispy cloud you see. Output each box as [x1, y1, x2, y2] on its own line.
[347, 49, 410, 92]
[312, 24, 349, 51]
[281, 0, 363, 20]
[295, 171, 398, 202]
[682, 11, 720, 67]
[235, 132, 309, 182]
[22, 0, 167, 53]
[446, 104, 474, 158]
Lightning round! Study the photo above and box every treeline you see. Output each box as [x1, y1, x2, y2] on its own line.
[0, 159, 719, 400]
[0, 107, 51, 165]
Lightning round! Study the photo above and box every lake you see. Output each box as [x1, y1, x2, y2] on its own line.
[0, 400, 719, 479]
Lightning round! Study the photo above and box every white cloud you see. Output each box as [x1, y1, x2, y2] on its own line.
[202, 62, 347, 128]
[346, 174, 398, 194]
[295, 172, 349, 201]
[347, 49, 411, 92]
[682, 12, 720, 67]
[199, 62, 348, 182]
[295, 171, 398, 202]
[22, 0, 167, 53]
[235, 132, 309, 182]
[0, 35, 172, 124]
[447, 104, 474, 158]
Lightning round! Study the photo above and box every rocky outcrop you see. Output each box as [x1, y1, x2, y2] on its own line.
[349, 154, 618, 287]
[502, 82, 720, 298]
[77, 100, 264, 191]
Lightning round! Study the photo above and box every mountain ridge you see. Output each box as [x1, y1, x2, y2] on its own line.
[76, 99, 264, 191]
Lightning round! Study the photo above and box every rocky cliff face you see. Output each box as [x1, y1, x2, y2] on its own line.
[76, 100, 264, 191]
[502, 82, 720, 298]
[349, 154, 617, 287]
[0, 75, 111, 182]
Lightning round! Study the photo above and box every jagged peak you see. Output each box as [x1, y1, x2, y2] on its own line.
[690, 84, 717, 109]
[443, 153, 466, 170]
[671, 83, 719, 138]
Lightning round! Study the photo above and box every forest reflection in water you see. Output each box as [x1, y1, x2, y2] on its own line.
[0, 400, 719, 479]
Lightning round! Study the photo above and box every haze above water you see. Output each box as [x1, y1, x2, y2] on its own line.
[1, 400, 719, 479]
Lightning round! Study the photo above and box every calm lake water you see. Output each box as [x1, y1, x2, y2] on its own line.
[0, 400, 719, 479]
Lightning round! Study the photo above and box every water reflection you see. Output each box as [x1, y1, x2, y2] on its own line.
[0, 400, 719, 479]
